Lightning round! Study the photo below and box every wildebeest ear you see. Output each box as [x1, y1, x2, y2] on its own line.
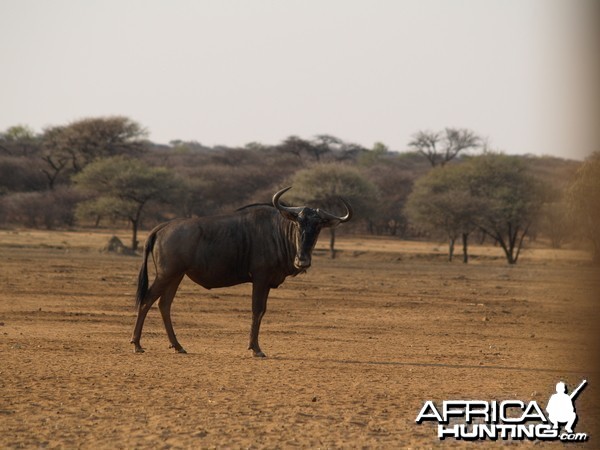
[277, 208, 302, 221]
[320, 217, 342, 229]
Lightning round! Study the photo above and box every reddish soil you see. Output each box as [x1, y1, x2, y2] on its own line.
[1, 230, 599, 448]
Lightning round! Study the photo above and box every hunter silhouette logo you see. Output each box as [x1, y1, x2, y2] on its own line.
[546, 380, 587, 434]
[416, 379, 589, 442]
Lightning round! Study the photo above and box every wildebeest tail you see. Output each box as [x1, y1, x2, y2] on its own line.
[135, 230, 159, 309]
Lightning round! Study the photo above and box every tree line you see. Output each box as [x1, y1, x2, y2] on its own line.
[0, 116, 598, 264]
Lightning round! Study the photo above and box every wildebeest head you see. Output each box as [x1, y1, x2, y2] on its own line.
[273, 187, 353, 270]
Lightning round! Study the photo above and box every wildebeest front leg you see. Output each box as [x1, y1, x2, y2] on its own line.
[248, 281, 270, 357]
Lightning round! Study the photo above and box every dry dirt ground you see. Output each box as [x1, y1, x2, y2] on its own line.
[1, 229, 599, 449]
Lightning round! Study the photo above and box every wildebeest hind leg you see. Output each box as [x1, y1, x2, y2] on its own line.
[158, 275, 186, 353]
[131, 280, 166, 353]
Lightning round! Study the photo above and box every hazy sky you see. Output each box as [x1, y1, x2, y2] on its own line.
[1, 1, 598, 159]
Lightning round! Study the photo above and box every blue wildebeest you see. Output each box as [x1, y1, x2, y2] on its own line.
[130, 187, 352, 357]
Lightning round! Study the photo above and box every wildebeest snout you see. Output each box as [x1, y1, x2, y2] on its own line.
[294, 255, 311, 269]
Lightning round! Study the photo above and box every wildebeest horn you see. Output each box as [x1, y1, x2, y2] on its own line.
[273, 187, 353, 223]
[317, 198, 353, 223]
[272, 186, 304, 218]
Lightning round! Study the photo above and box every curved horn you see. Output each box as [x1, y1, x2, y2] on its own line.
[272, 186, 304, 218]
[317, 198, 353, 223]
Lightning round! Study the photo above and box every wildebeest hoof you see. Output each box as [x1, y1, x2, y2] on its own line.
[253, 351, 267, 358]
[133, 346, 145, 354]
[170, 345, 187, 354]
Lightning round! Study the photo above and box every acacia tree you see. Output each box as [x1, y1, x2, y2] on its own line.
[278, 136, 318, 161]
[277, 135, 365, 163]
[73, 156, 184, 251]
[408, 128, 481, 167]
[40, 126, 71, 190]
[287, 163, 378, 258]
[41, 116, 147, 188]
[567, 152, 600, 264]
[467, 154, 546, 264]
[406, 164, 481, 262]
[0, 125, 39, 157]
[406, 154, 547, 264]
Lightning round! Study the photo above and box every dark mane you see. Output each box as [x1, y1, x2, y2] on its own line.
[236, 203, 274, 212]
